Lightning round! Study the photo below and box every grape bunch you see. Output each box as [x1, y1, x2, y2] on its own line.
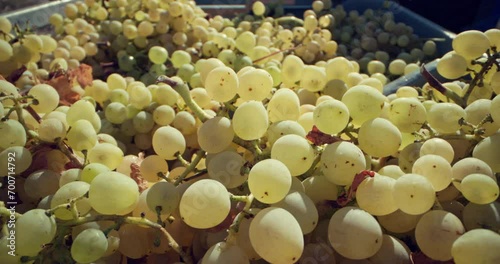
[0, 0, 500, 264]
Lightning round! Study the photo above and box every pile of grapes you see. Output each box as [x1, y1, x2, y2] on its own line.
[0, 0, 499, 263]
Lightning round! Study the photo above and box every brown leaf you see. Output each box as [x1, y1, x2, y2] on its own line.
[306, 125, 343, 146]
[43, 64, 93, 105]
[337, 170, 375, 207]
[6, 65, 27, 84]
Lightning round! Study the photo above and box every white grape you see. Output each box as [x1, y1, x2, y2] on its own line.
[356, 174, 398, 216]
[321, 141, 366, 186]
[248, 159, 292, 204]
[71, 228, 108, 264]
[89, 171, 139, 215]
[328, 206, 383, 260]
[452, 229, 500, 264]
[313, 99, 350, 134]
[392, 174, 435, 215]
[358, 118, 402, 158]
[249, 207, 304, 263]
[460, 173, 499, 204]
[271, 134, 315, 176]
[232, 101, 268, 140]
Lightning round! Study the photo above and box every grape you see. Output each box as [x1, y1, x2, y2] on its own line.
[491, 95, 500, 123]
[237, 68, 273, 101]
[267, 120, 306, 146]
[117, 223, 152, 259]
[87, 143, 124, 170]
[80, 162, 110, 183]
[356, 174, 398, 216]
[0, 119, 27, 149]
[427, 103, 465, 134]
[152, 126, 186, 160]
[153, 105, 175, 126]
[328, 206, 383, 260]
[207, 150, 247, 188]
[388, 59, 406, 76]
[270, 134, 314, 176]
[325, 57, 354, 82]
[59, 168, 81, 186]
[472, 131, 500, 173]
[377, 209, 421, 233]
[272, 191, 318, 234]
[67, 119, 97, 151]
[201, 242, 249, 264]
[179, 179, 231, 229]
[147, 181, 180, 215]
[302, 175, 339, 204]
[437, 51, 468, 79]
[452, 229, 500, 264]
[378, 165, 405, 179]
[235, 31, 256, 55]
[267, 88, 300, 123]
[0, 16, 12, 34]
[89, 171, 139, 215]
[321, 141, 366, 186]
[358, 118, 402, 158]
[0, 146, 32, 177]
[24, 169, 60, 199]
[452, 30, 490, 59]
[137, 155, 167, 182]
[313, 99, 350, 134]
[232, 100, 268, 140]
[465, 99, 500, 136]
[281, 54, 304, 88]
[420, 138, 455, 163]
[252, 1, 265, 16]
[190, 87, 211, 108]
[415, 210, 464, 261]
[388, 97, 426, 133]
[249, 207, 304, 263]
[0, 39, 13, 61]
[300, 65, 327, 92]
[15, 209, 57, 256]
[367, 235, 410, 264]
[148, 46, 169, 64]
[341, 85, 386, 126]
[105, 102, 128, 124]
[198, 116, 234, 154]
[204, 66, 238, 103]
[452, 157, 494, 191]
[51, 181, 91, 220]
[248, 159, 291, 204]
[392, 174, 435, 215]
[412, 154, 452, 191]
[172, 111, 196, 135]
[460, 173, 499, 204]
[66, 99, 99, 129]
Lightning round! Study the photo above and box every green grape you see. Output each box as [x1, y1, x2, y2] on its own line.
[232, 100, 269, 140]
[452, 30, 490, 59]
[38, 118, 66, 143]
[51, 181, 91, 220]
[71, 228, 108, 263]
[427, 103, 466, 134]
[202, 242, 250, 264]
[341, 85, 386, 126]
[148, 46, 169, 64]
[252, 1, 266, 16]
[179, 179, 231, 229]
[472, 131, 500, 173]
[107, 73, 127, 90]
[146, 181, 180, 215]
[266, 120, 306, 146]
[87, 143, 124, 170]
[412, 154, 452, 191]
[89, 171, 139, 215]
[0, 119, 27, 149]
[452, 229, 500, 264]
[271, 134, 315, 176]
[59, 168, 81, 186]
[248, 159, 291, 204]
[66, 119, 97, 151]
[139, 155, 168, 182]
[321, 141, 366, 185]
[132, 111, 154, 133]
[461, 173, 499, 204]
[105, 102, 128, 124]
[170, 50, 191, 68]
[128, 84, 152, 109]
[109, 89, 129, 104]
[24, 169, 60, 199]
[437, 51, 468, 79]
[198, 116, 234, 154]
[154, 83, 179, 106]
[153, 105, 175, 126]
[207, 150, 247, 188]
[172, 111, 197, 135]
[267, 88, 300, 123]
[272, 191, 318, 234]
[300, 65, 327, 92]
[249, 207, 303, 263]
[415, 210, 464, 261]
[235, 31, 256, 54]
[388, 97, 426, 133]
[15, 209, 57, 256]
[356, 174, 398, 216]
[0, 39, 13, 61]
[152, 126, 186, 160]
[313, 99, 350, 134]
[393, 174, 435, 215]
[177, 63, 196, 82]
[118, 54, 136, 71]
[66, 99, 100, 131]
[0, 146, 32, 177]
[204, 66, 238, 103]
[328, 206, 382, 260]
[377, 209, 421, 233]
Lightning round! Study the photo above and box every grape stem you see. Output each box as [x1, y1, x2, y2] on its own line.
[226, 194, 254, 242]
[56, 138, 84, 169]
[156, 76, 212, 122]
[252, 44, 301, 64]
[59, 214, 193, 264]
[173, 149, 206, 186]
[420, 65, 464, 106]
[462, 50, 500, 105]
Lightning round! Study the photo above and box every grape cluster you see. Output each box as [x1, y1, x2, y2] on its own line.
[1, 0, 500, 264]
